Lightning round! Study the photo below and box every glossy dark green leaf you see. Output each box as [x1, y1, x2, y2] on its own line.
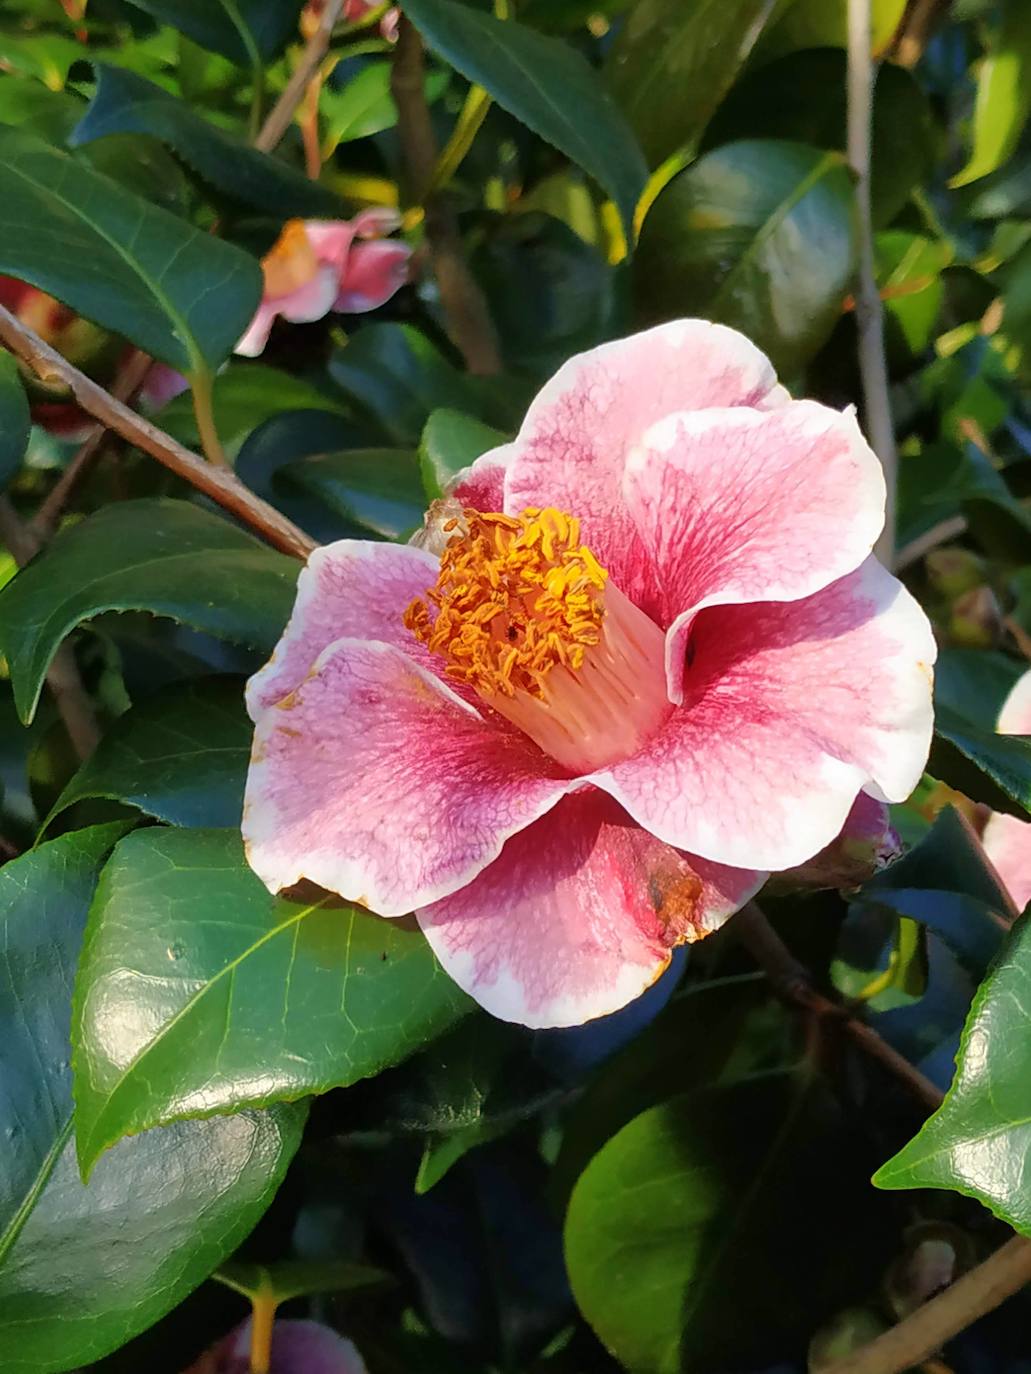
[606, 0, 778, 165]
[72, 827, 469, 1175]
[565, 1076, 894, 1371]
[702, 50, 936, 227]
[875, 912, 1031, 1232]
[471, 211, 619, 377]
[0, 499, 298, 724]
[399, 0, 647, 235]
[48, 677, 250, 829]
[930, 703, 1031, 820]
[72, 66, 342, 217]
[0, 126, 261, 374]
[328, 324, 523, 445]
[0, 352, 30, 493]
[278, 448, 426, 540]
[125, 0, 300, 63]
[0, 824, 305, 1374]
[637, 140, 856, 375]
[934, 648, 1024, 732]
[420, 408, 508, 499]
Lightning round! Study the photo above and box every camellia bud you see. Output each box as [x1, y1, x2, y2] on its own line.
[765, 793, 902, 894]
[948, 584, 1002, 649]
[925, 547, 985, 599]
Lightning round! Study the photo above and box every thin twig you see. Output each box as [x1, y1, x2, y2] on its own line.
[0, 306, 316, 560]
[733, 902, 944, 1113]
[254, 0, 347, 154]
[391, 17, 502, 375]
[889, 0, 953, 68]
[31, 348, 153, 539]
[848, 0, 898, 568]
[823, 1237, 1031, 1374]
[0, 497, 100, 759]
[894, 515, 968, 572]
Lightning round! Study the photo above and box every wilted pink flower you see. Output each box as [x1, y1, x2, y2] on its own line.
[242, 321, 936, 1027]
[981, 670, 1031, 912]
[769, 792, 902, 893]
[235, 212, 411, 358]
[186, 1317, 366, 1374]
[301, 0, 398, 42]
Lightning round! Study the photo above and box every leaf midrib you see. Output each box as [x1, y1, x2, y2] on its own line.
[78, 891, 330, 1170]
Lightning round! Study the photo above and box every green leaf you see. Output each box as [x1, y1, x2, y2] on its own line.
[72, 65, 344, 217]
[216, 1258, 390, 1304]
[565, 1076, 895, 1371]
[0, 499, 298, 725]
[278, 448, 427, 540]
[0, 824, 305, 1373]
[876, 231, 951, 357]
[702, 50, 936, 228]
[875, 911, 1031, 1231]
[399, 0, 647, 236]
[47, 676, 251, 830]
[951, 0, 1031, 188]
[0, 352, 30, 493]
[930, 703, 1031, 821]
[72, 827, 469, 1175]
[606, 0, 778, 166]
[756, 0, 907, 62]
[125, 0, 300, 63]
[0, 126, 261, 374]
[328, 324, 524, 444]
[321, 61, 449, 154]
[155, 361, 349, 459]
[636, 140, 855, 376]
[420, 408, 508, 499]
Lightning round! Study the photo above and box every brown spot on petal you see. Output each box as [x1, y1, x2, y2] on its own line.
[647, 867, 705, 946]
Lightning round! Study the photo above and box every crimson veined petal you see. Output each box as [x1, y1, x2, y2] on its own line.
[621, 401, 886, 702]
[590, 557, 937, 872]
[417, 790, 765, 1028]
[246, 540, 443, 720]
[503, 319, 786, 616]
[244, 638, 572, 915]
[334, 239, 411, 312]
[447, 442, 518, 513]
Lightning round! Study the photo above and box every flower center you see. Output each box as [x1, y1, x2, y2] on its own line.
[404, 507, 672, 772]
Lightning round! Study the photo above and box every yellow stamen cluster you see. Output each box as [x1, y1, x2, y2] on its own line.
[404, 507, 609, 698]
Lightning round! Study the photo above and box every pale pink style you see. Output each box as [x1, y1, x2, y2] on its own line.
[243, 320, 936, 1027]
[981, 670, 1031, 912]
[235, 210, 411, 358]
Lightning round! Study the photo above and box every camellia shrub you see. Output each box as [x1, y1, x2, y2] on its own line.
[0, 1, 1030, 1371]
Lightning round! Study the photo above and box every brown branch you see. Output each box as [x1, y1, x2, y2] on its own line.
[31, 348, 154, 540]
[823, 1236, 1031, 1374]
[733, 902, 944, 1113]
[889, 0, 952, 68]
[391, 17, 502, 376]
[848, 0, 898, 569]
[0, 306, 316, 561]
[0, 496, 100, 760]
[254, 0, 346, 154]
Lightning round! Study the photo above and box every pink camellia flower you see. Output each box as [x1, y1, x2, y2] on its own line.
[981, 669, 1031, 912]
[242, 320, 936, 1027]
[235, 211, 411, 358]
[185, 1317, 366, 1374]
[301, 0, 399, 43]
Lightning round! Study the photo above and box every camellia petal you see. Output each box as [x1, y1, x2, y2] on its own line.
[246, 540, 442, 720]
[981, 668, 1031, 912]
[503, 319, 787, 614]
[244, 638, 572, 914]
[622, 402, 886, 701]
[204, 1317, 368, 1374]
[591, 558, 936, 871]
[334, 239, 412, 313]
[417, 790, 765, 1027]
[447, 444, 518, 513]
